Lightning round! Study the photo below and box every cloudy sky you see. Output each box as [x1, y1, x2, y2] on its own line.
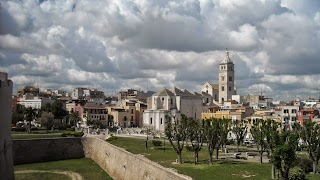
[1, 0, 320, 100]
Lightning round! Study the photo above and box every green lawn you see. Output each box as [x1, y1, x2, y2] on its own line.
[15, 158, 112, 180]
[109, 137, 319, 180]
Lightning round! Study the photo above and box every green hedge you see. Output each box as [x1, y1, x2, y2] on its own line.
[61, 131, 84, 137]
[152, 140, 162, 146]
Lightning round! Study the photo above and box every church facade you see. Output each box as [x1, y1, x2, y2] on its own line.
[142, 50, 237, 131]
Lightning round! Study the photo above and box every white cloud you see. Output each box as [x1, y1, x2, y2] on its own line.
[1, 0, 320, 99]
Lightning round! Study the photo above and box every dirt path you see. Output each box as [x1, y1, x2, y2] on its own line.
[15, 170, 83, 180]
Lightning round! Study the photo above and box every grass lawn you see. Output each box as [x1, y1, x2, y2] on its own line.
[15, 158, 112, 180]
[109, 137, 319, 180]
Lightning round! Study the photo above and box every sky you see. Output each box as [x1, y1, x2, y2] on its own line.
[1, 0, 320, 100]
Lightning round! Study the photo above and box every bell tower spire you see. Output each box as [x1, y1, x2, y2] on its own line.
[219, 49, 235, 104]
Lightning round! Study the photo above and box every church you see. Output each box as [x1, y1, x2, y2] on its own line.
[143, 50, 237, 131]
[201, 50, 236, 105]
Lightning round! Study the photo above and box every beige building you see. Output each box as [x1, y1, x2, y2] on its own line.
[107, 99, 147, 128]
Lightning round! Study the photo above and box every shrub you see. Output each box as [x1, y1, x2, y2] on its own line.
[66, 127, 75, 131]
[61, 131, 83, 137]
[295, 156, 313, 173]
[289, 167, 306, 180]
[74, 131, 84, 137]
[186, 144, 194, 152]
[152, 140, 162, 146]
[226, 139, 234, 145]
[106, 136, 118, 141]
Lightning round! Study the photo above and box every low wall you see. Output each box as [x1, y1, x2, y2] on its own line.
[12, 138, 84, 165]
[82, 137, 191, 180]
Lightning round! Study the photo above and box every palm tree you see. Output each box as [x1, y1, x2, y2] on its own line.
[24, 107, 37, 133]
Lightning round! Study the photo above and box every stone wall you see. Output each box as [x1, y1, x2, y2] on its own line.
[82, 137, 192, 180]
[0, 72, 14, 180]
[12, 138, 84, 165]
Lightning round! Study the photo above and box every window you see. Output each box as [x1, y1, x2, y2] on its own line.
[229, 76, 232, 81]
[206, 98, 209, 103]
[162, 98, 164, 101]
[160, 118, 163, 124]
[131, 109, 134, 114]
[231, 66, 233, 70]
[292, 117, 296, 121]
[214, 94, 217, 100]
[150, 118, 153, 124]
[206, 90, 208, 93]
[292, 109, 296, 113]
[171, 98, 173, 104]
[284, 109, 289, 113]
[229, 86, 231, 91]
[222, 86, 224, 91]
[221, 76, 225, 81]
[131, 116, 133, 121]
[124, 116, 127, 121]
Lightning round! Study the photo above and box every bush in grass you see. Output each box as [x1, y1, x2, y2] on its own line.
[186, 144, 194, 152]
[74, 132, 84, 137]
[152, 140, 162, 146]
[295, 156, 313, 173]
[289, 167, 306, 180]
[61, 132, 71, 137]
[226, 139, 234, 145]
[61, 131, 84, 137]
[106, 136, 118, 141]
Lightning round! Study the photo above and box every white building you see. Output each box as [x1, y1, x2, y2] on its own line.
[17, 95, 55, 109]
[143, 87, 203, 132]
[274, 105, 300, 129]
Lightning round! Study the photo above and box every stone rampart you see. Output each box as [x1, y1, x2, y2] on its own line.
[12, 138, 84, 165]
[82, 137, 191, 180]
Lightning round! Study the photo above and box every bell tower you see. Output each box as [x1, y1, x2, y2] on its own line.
[219, 49, 235, 104]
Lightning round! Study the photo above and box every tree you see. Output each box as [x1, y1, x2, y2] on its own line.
[204, 118, 220, 164]
[187, 118, 204, 164]
[52, 100, 68, 123]
[24, 107, 37, 133]
[69, 111, 80, 126]
[12, 104, 25, 125]
[232, 119, 248, 152]
[39, 112, 54, 131]
[250, 119, 268, 164]
[165, 114, 188, 164]
[272, 131, 299, 180]
[301, 122, 320, 174]
[264, 119, 281, 179]
[220, 119, 230, 155]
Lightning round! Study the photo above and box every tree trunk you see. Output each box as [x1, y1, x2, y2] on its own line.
[178, 152, 183, 164]
[283, 170, 289, 180]
[271, 164, 275, 179]
[215, 147, 219, 159]
[237, 143, 240, 152]
[28, 123, 31, 133]
[260, 151, 263, 164]
[194, 152, 198, 165]
[209, 153, 213, 164]
[313, 161, 318, 174]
